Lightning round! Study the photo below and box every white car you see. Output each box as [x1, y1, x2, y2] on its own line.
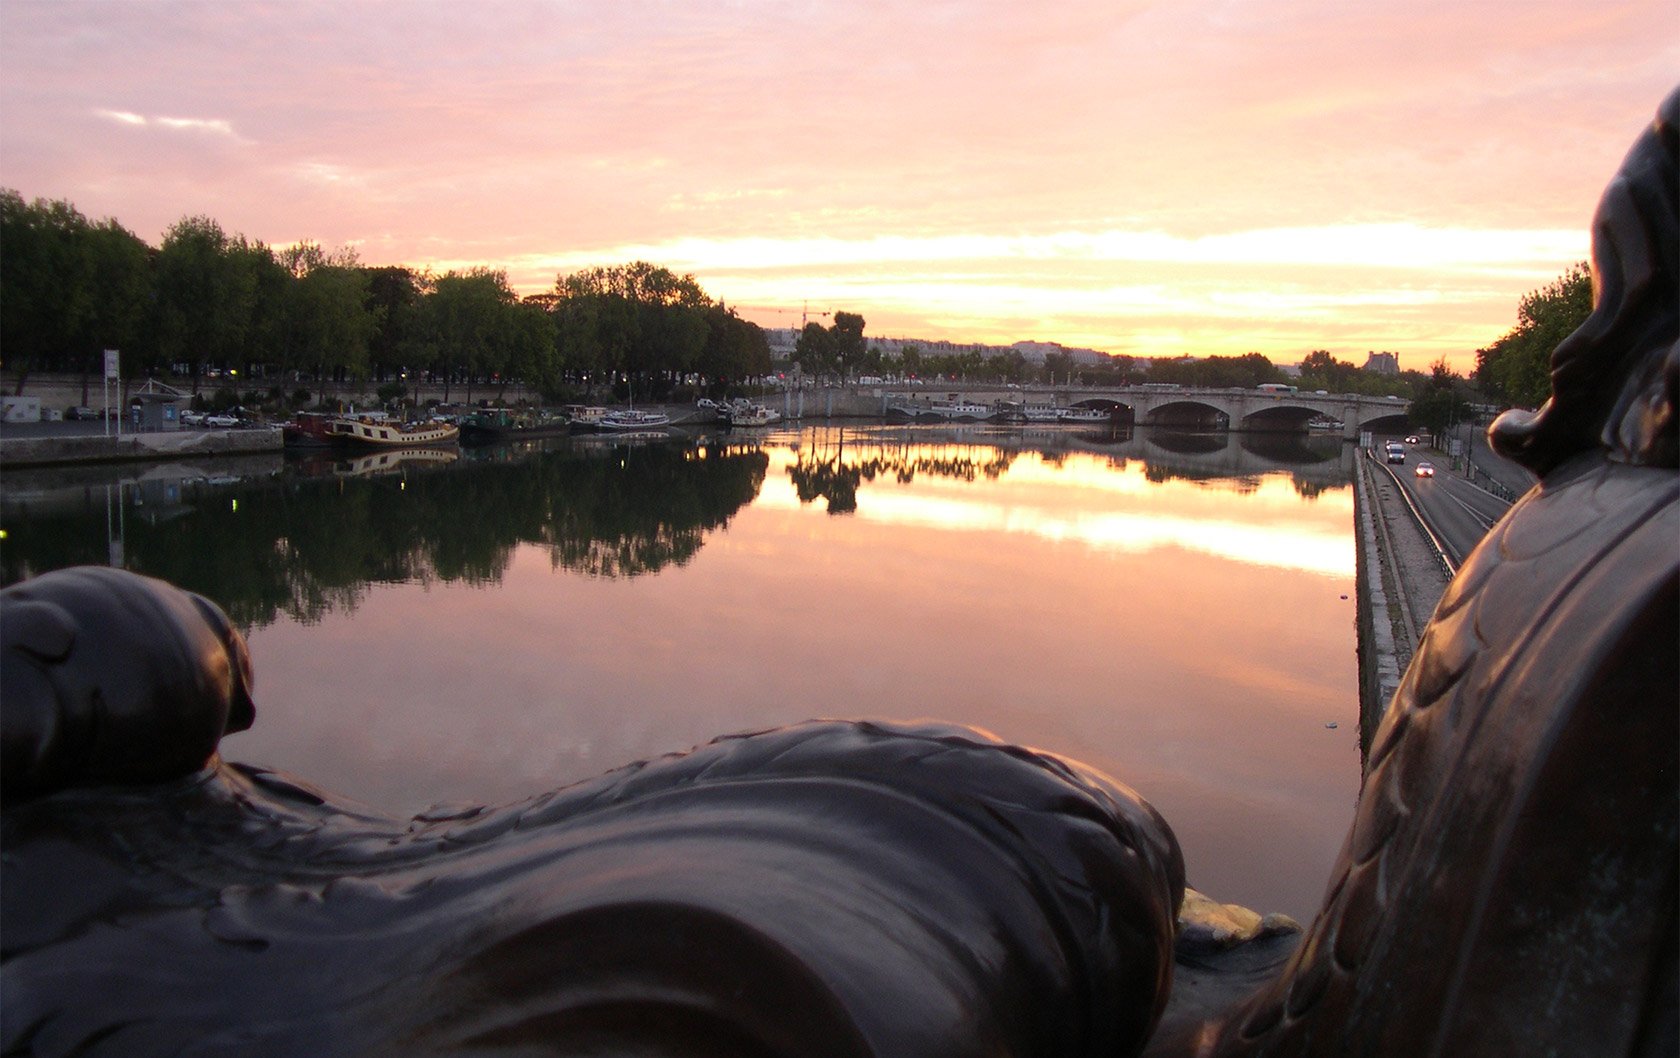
[204, 413, 239, 428]
[180, 410, 206, 426]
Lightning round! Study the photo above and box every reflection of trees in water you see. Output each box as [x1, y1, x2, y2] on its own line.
[2, 441, 767, 629]
[1291, 478, 1341, 500]
[540, 444, 768, 577]
[788, 436, 1017, 514]
[1144, 463, 1265, 494]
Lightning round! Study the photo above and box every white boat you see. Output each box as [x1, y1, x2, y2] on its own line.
[722, 402, 780, 427]
[995, 401, 1109, 425]
[563, 405, 609, 433]
[1057, 406, 1111, 424]
[889, 396, 994, 422]
[598, 409, 671, 431]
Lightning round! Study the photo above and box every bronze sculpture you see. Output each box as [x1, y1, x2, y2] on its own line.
[3, 88, 1676, 1056]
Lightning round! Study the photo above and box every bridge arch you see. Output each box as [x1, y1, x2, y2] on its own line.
[1141, 399, 1228, 430]
[1240, 402, 1324, 432]
[1354, 409, 1412, 435]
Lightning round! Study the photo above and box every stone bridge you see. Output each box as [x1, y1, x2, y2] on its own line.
[873, 384, 1412, 441]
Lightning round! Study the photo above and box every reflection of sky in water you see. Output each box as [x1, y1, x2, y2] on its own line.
[235, 439, 1358, 921]
[759, 449, 1354, 577]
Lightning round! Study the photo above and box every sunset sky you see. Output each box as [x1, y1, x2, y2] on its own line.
[1, 2, 1673, 373]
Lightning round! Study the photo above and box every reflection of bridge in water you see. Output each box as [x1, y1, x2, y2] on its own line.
[784, 423, 1353, 512]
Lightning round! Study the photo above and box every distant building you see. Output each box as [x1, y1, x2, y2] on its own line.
[1010, 340, 1108, 366]
[764, 323, 1118, 368]
[764, 328, 800, 358]
[1363, 351, 1400, 375]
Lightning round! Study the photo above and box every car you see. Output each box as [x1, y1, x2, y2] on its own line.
[180, 410, 206, 426]
[204, 413, 239, 428]
[1405, 435, 1420, 444]
[1414, 461, 1435, 477]
[64, 406, 98, 420]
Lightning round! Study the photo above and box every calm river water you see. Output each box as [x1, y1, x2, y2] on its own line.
[2, 422, 1361, 921]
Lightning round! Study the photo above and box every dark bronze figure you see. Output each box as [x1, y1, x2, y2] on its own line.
[2, 570, 1187, 1057]
[3, 89, 1676, 1057]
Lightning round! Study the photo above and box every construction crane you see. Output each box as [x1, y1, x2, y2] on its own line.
[758, 303, 832, 331]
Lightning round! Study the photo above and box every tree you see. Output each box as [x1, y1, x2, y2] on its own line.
[253, 243, 376, 390]
[504, 299, 559, 398]
[153, 216, 262, 387]
[697, 303, 771, 387]
[898, 344, 924, 379]
[1475, 262, 1592, 408]
[81, 219, 154, 384]
[1146, 352, 1284, 390]
[419, 269, 517, 402]
[1, 191, 89, 390]
[0, 191, 152, 392]
[297, 261, 377, 386]
[551, 262, 713, 397]
[363, 267, 425, 382]
[1044, 351, 1074, 384]
[831, 311, 867, 378]
[794, 321, 836, 378]
[1408, 357, 1472, 435]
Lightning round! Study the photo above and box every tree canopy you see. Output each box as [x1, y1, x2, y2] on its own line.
[0, 193, 771, 404]
[1147, 352, 1287, 390]
[551, 261, 767, 399]
[1, 190, 151, 387]
[1474, 262, 1592, 409]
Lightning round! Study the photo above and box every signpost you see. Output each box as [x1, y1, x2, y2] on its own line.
[103, 349, 120, 439]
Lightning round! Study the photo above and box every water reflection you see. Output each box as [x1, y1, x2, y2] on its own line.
[1, 425, 1359, 921]
[3, 426, 1351, 618]
[772, 426, 1352, 576]
[2, 437, 770, 626]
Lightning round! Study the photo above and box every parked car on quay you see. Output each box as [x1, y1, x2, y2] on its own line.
[64, 406, 99, 421]
[204, 413, 239, 428]
[180, 410, 206, 427]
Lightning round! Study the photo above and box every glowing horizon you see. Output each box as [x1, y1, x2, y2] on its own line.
[2, 1, 1672, 373]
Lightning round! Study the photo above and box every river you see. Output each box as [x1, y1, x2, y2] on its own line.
[1, 421, 1361, 922]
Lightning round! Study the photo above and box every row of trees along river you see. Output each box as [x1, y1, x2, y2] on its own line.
[2, 190, 1588, 428]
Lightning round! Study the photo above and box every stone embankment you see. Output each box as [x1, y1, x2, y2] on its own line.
[0, 426, 284, 468]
